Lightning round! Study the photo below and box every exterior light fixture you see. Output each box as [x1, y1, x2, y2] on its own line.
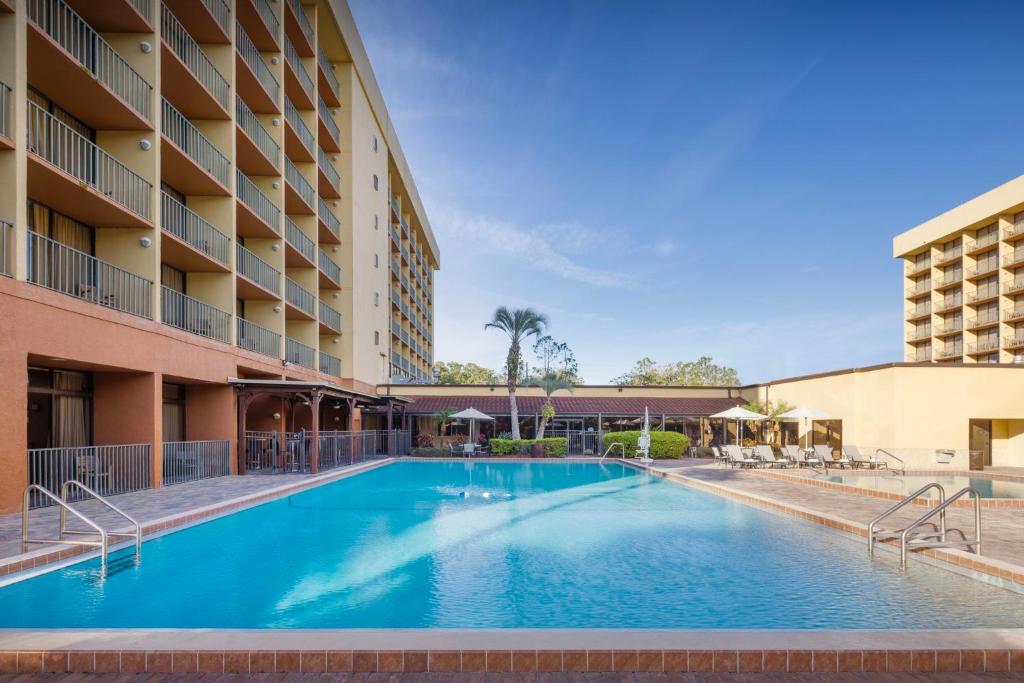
[270, 243, 280, 251]
[271, 118, 280, 126]
[273, 305, 282, 313]
[138, 139, 152, 151]
[332, 201, 338, 208]
[272, 181, 281, 189]
[331, 246, 338, 253]
[332, 338, 339, 344]
[140, 41, 152, 53]
[270, 57, 279, 65]
[331, 292, 339, 299]
[138, 236, 153, 248]
[272, 412, 281, 420]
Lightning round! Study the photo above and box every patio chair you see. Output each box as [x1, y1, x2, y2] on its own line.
[754, 444, 787, 468]
[711, 446, 728, 466]
[843, 445, 887, 470]
[462, 443, 476, 458]
[447, 443, 461, 457]
[781, 445, 801, 466]
[725, 445, 760, 468]
[75, 454, 111, 487]
[813, 445, 851, 468]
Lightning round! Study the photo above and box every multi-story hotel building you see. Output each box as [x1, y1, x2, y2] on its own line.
[0, 0, 437, 512]
[893, 174, 1024, 364]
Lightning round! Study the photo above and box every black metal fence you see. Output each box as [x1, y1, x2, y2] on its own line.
[243, 429, 411, 474]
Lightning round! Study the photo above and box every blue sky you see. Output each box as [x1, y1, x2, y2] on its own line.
[349, 0, 1024, 384]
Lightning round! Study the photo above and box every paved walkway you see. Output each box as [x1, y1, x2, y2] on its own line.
[648, 461, 1024, 569]
[0, 673, 1020, 681]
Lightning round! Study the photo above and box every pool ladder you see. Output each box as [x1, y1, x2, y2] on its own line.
[22, 481, 142, 577]
[868, 483, 982, 570]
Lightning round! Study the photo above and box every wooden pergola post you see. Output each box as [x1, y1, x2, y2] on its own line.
[386, 400, 394, 454]
[237, 391, 256, 475]
[310, 390, 322, 474]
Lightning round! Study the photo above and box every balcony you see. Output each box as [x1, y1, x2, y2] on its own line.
[905, 260, 931, 277]
[160, 192, 230, 271]
[319, 351, 341, 377]
[1, 221, 12, 277]
[967, 284, 1000, 305]
[236, 169, 281, 237]
[161, 286, 230, 343]
[1005, 218, 1024, 243]
[27, 232, 153, 318]
[285, 277, 315, 319]
[319, 300, 341, 333]
[904, 281, 930, 299]
[0, 81, 12, 149]
[933, 248, 962, 268]
[27, 0, 153, 129]
[284, 97, 315, 162]
[933, 273, 962, 291]
[163, 0, 230, 44]
[1005, 308, 1024, 323]
[285, 158, 315, 214]
[160, 99, 230, 194]
[966, 231, 999, 256]
[1004, 336, 1024, 351]
[238, 317, 280, 358]
[1005, 278, 1024, 296]
[911, 348, 932, 362]
[65, 0, 151, 31]
[967, 339, 1001, 356]
[934, 320, 962, 337]
[318, 197, 341, 244]
[318, 46, 341, 107]
[284, 217, 316, 267]
[1003, 250, 1024, 269]
[27, 101, 152, 228]
[284, 0, 313, 57]
[285, 337, 315, 369]
[318, 96, 341, 153]
[966, 261, 999, 280]
[934, 298, 962, 314]
[236, 24, 280, 114]
[318, 248, 341, 288]
[28, 444, 152, 507]
[236, 243, 280, 299]
[284, 37, 315, 110]
[318, 147, 341, 198]
[966, 311, 999, 331]
[390, 193, 400, 218]
[235, 96, 280, 175]
[160, 4, 230, 119]
[934, 347, 962, 362]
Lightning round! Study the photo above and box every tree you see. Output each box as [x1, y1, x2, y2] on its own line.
[433, 361, 502, 385]
[612, 356, 740, 386]
[531, 372, 574, 439]
[532, 335, 582, 384]
[743, 398, 795, 445]
[484, 306, 548, 440]
[433, 408, 459, 436]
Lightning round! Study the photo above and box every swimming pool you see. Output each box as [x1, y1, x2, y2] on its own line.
[1, 461, 1022, 629]
[822, 472, 1024, 499]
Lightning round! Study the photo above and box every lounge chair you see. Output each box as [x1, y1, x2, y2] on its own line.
[788, 446, 817, 467]
[781, 445, 801, 466]
[725, 445, 760, 468]
[754, 444, 787, 468]
[843, 445, 887, 470]
[813, 445, 852, 468]
[712, 446, 728, 466]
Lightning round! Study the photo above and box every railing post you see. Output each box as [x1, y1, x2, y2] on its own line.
[310, 392, 321, 474]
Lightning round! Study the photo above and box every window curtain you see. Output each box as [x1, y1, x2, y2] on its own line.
[162, 403, 185, 442]
[53, 371, 90, 448]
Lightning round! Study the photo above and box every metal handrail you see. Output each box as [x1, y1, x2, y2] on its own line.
[60, 479, 141, 561]
[285, 157, 315, 208]
[318, 248, 341, 284]
[874, 448, 905, 474]
[237, 317, 280, 357]
[0, 220, 12, 277]
[318, 46, 340, 98]
[318, 94, 341, 141]
[899, 487, 982, 570]
[285, 97, 314, 154]
[0, 81, 10, 140]
[285, 276, 315, 316]
[319, 350, 341, 377]
[285, 217, 315, 263]
[602, 442, 625, 459]
[236, 242, 280, 294]
[318, 147, 340, 190]
[868, 482, 945, 558]
[284, 36, 314, 99]
[236, 24, 280, 102]
[236, 96, 280, 169]
[22, 484, 109, 574]
[161, 98, 230, 187]
[318, 196, 341, 239]
[252, 0, 279, 38]
[161, 286, 231, 343]
[319, 299, 341, 331]
[287, 0, 314, 46]
[161, 4, 229, 111]
[285, 336, 315, 368]
[236, 169, 281, 232]
[161, 191, 230, 265]
[202, 0, 230, 35]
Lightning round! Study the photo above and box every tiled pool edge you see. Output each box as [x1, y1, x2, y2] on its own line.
[625, 461, 1024, 592]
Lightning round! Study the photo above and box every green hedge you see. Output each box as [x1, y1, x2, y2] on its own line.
[489, 437, 568, 457]
[601, 431, 690, 459]
[410, 447, 447, 457]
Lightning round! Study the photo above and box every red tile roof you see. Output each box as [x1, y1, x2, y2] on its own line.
[400, 394, 745, 416]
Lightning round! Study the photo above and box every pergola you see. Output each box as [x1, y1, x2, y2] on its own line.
[229, 378, 409, 474]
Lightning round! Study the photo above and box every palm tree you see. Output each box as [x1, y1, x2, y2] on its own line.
[531, 372, 573, 439]
[433, 408, 458, 436]
[484, 306, 548, 440]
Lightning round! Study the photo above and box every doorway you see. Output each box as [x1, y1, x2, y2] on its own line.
[969, 419, 992, 469]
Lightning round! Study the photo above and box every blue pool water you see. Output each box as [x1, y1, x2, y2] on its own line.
[2, 461, 1023, 629]
[823, 473, 1024, 499]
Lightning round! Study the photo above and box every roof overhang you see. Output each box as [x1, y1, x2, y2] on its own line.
[227, 377, 385, 403]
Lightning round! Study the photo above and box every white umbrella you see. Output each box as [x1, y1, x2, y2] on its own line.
[778, 406, 830, 448]
[449, 408, 495, 444]
[637, 406, 652, 462]
[710, 406, 769, 445]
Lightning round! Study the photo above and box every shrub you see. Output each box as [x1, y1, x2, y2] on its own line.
[449, 434, 468, 447]
[602, 431, 690, 459]
[488, 437, 568, 456]
[416, 433, 436, 448]
[410, 447, 447, 457]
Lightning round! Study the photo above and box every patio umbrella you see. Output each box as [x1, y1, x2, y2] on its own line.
[637, 406, 652, 461]
[449, 408, 495, 444]
[778, 406, 830, 448]
[710, 406, 768, 445]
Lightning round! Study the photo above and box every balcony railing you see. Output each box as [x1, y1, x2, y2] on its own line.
[935, 297, 962, 313]
[287, 0, 314, 46]
[130, 0, 152, 23]
[236, 96, 280, 169]
[285, 276, 315, 317]
[911, 350, 932, 362]
[27, 0, 153, 121]
[905, 281, 931, 297]
[318, 95, 340, 141]
[1007, 214, 1024, 241]
[285, 97, 314, 154]
[968, 284, 999, 303]
[236, 243, 280, 294]
[1003, 250, 1024, 268]
[967, 311, 999, 329]
[906, 260, 931, 276]
[285, 217, 315, 263]
[389, 193, 400, 217]
[318, 147, 340, 190]
[968, 340, 1001, 355]
[162, 439, 230, 486]
[1005, 336, 1024, 350]
[285, 36, 314, 99]
[1005, 307, 1024, 322]
[318, 248, 340, 283]
[252, 0, 279, 38]
[161, 99, 229, 187]
[237, 24, 280, 102]
[27, 101, 153, 220]
[236, 169, 281, 232]
[934, 320, 962, 335]
[936, 247, 962, 264]
[200, 0, 230, 35]
[286, 337, 315, 368]
[161, 286, 230, 342]
[1, 221, 12, 277]
[970, 231, 999, 253]
[935, 347, 962, 360]
[1005, 278, 1024, 295]
[319, 299, 341, 331]
[161, 4, 230, 112]
[237, 316, 280, 357]
[318, 196, 340, 239]
[27, 443, 152, 508]
[27, 232, 153, 318]
[318, 46, 340, 99]
[285, 158, 315, 208]
[319, 351, 341, 377]
[935, 272, 961, 288]
[161, 192, 229, 265]
[967, 262, 999, 279]
[0, 81, 10, 140]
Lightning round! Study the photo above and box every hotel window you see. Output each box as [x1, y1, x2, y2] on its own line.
[27, 368, 93, 450]
[976, 223, 997, 246]
[162, 383, 186, 442]
[940, 238, 960, 261]
[374, 214, 378, 230]
[373, 174, 379, 191]
[374, 253, 379, 268]
[374, 331, 380, 346]
[975, 250, 999, 273]
[373, 135, 378, 152]
[27, 201, 94, 254]
[911, 250, 931, 270]
[161, 263, 186, 294]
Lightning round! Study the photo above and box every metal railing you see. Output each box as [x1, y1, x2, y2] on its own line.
[318, 147, 340, 190]
[911, 350, 931, 362]
[285, 158, 315, 208]
[285, 217, 315, 263]
[967, 262, 999, 278]
[967, 339, 1000, 354]
[1005, 336, 1024, 349]
[935, 297, 962, 312]
[161, 4, 229, 112]
[236, 96, 280, 169]
[935, 346, 962, 359]
[318, 196, 340, 239]
[968, 284, 999, 302]
[27, 444, 152, 508]
[905, 281, 930, 296]
[161, 99, 229, 187]
[236, 169, 281, 232]
[130, 0, 152, 23]
[285, 336, 315, 368]
[1005, 278, 1024, 295]
[0, 221, 12, 277]
[27, 232, 153, 318]
[160, 191, 229, 265]
[1005, 307, 1024, 322]
[319, 299, 341, 331]
[27, 101, 153, 220]
[284, 36, 314, 99]
[162, 440, 230, 485]
[937, 247, 962, 263]
[970, 231, 999, 252]
[236, 242, 280, 294]
[201, 0, 230, 35]
[237, 317, 280, 357]
[252, 0, 279, 39]
[236, 24, 280, 102]
[161, 286, 231, 342]
[287, 0, 314, 47]
[284, 97, 314, 154]
[967, 311, 999, 328]
[934, 320, 962, 335]
[319, 351, 341, 377]
[0, 81, 10, 140]
[906, 260, 931, 276]
[27, 0, 153, 121]
[318, 46, 340, 99]
[1004, 250, 1024, 268]
[318, 248, 340, 283]
[285, 276, 315, 316]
